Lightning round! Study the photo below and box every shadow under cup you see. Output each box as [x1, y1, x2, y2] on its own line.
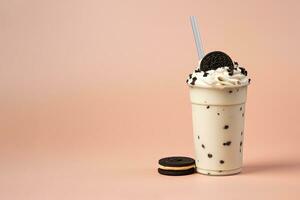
[189, 85, 248, 176]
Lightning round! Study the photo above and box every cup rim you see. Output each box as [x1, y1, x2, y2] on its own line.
[188, 84, 249, 90]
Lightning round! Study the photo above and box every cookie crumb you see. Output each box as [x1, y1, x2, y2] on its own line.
[190, 77, 197, 85]
[223, 141, 231, 146]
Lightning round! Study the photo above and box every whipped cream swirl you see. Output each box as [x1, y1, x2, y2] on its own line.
[186, 61, 250, 88]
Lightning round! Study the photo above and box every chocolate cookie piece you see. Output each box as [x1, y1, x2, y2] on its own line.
[158, 168, 195, 176]
[223, 141, 231, 146]
[200, 51, 234, 72]
[159, 156, 195, 167]
[190, 77, 197, 85]
[158, 156, 196, 176]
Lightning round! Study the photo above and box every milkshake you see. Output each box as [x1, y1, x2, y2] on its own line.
[186, 51, 251, 175]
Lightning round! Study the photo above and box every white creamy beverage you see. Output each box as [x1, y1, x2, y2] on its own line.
[186, 51, 250, 175]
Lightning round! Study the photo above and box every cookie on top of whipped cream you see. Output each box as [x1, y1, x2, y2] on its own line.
[186, 51, 251, 88]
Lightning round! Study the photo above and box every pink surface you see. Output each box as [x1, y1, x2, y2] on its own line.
[1, 0, 300, 199]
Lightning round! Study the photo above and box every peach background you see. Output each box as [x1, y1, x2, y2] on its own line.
[1, 0, 300, 199]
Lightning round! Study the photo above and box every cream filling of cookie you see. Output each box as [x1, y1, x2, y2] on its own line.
[158, 164, 195, 171]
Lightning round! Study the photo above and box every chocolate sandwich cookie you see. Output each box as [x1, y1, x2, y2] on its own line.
[200, 51, 234, 72]
[158, 156, 195, 176]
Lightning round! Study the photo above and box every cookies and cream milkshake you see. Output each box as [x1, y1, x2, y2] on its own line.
[186, 51, 251, 175]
